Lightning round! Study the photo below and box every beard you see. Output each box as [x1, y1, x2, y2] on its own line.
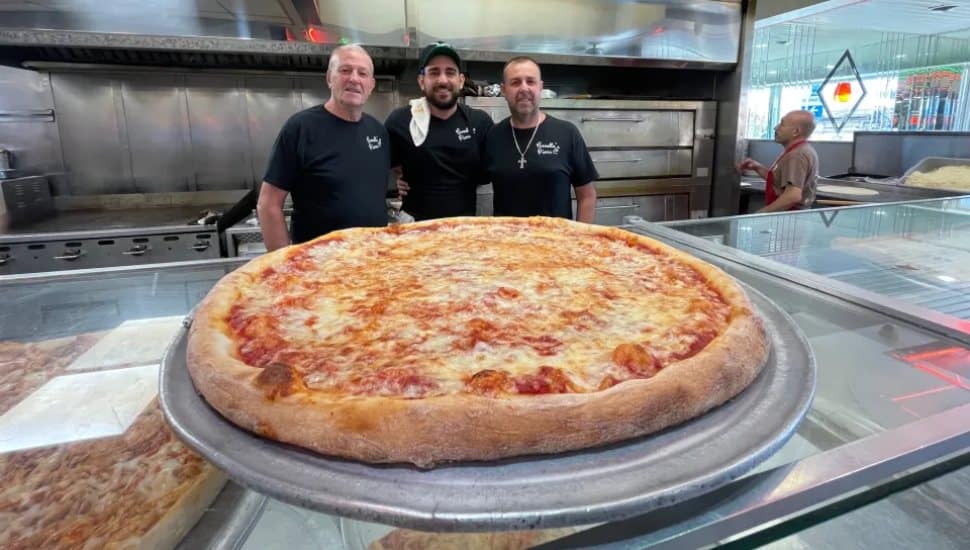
[425, 85, 458, 110]
[510, 95, 537, 118]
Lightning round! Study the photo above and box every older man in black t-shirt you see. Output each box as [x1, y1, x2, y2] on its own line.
[257, 44, 390, 250]
[385, 43, 493, 220]
[484, 56, 598, 222]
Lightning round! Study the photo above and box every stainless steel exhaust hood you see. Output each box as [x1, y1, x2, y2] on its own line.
[0, 1, 741, 70]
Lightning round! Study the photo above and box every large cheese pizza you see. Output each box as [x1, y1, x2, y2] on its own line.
[187, 217, 769, 467]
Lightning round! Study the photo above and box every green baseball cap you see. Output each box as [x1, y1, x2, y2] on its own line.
[419, 42, 461, 73]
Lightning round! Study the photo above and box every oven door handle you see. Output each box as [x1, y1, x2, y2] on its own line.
[594, 158, 643, 163]
[123, 244, 149, 256]
[53, 249, 83, 261]
[581, 116, 644, 123]
[596, 204, 640, 210]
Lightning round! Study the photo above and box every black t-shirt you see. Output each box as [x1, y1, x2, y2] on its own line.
[263, 106, 390, 243]
[385, 104, 493, 220]
[484, 115, 598, 219]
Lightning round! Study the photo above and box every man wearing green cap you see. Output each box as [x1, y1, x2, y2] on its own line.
[384, 43, 493, 220]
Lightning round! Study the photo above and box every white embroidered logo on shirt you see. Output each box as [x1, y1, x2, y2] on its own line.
[366, 136, 382, 150]
[536, 141, 560, 156]
[455, 127, 471, 142]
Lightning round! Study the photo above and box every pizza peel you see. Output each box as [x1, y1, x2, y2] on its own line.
[160, 284, 816, 531]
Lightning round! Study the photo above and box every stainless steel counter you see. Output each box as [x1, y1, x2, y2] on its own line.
[741, 176, 965, 204]
[0, 204, 232, 235]
[0, 225, 967, 548]
[0, 205, 230, 274]
[1, 204, 228, 240]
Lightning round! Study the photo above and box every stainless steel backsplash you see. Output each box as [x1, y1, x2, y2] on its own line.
[0, 65, 398, 196]
[0, 65, 65, 188]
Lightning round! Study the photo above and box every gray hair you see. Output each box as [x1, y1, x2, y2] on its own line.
[327, 44, 373, 75]
[502, 55, 541, 83]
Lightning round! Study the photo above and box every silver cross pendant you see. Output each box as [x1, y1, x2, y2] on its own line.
[518, 157, 527, 169]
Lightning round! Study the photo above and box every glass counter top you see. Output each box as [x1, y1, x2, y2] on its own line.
[0, 249, 967, 549]
[756, 464, 969, 550]
[665, 197, 970, 326]
[0, 260, 248, 550]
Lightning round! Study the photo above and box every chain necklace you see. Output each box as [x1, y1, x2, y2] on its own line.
[511, 119, 541, 169]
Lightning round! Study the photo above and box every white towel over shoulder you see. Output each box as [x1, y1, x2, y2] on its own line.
[409, 97, 431, 147]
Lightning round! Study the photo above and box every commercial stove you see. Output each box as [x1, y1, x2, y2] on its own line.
[0, 204, 229, 275]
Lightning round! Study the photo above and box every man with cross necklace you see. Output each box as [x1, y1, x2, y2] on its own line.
[483, 56, 598, 223]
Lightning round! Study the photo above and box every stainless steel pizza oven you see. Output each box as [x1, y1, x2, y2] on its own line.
[465, 98, 716, 223]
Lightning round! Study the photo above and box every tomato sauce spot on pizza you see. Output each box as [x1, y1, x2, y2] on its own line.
[534, 280, 554, 294]
[612, 343, 659, 377]
[457, 317, 498, 350]
[346, 367, 439, 398]
[513, 366, 574, 394]
[238, 337, 284, 367]
[497, 286, 521, 299]
[668, 330, 718, 363]
[464, 369, 513, 395]
[522, 334, 563, 356]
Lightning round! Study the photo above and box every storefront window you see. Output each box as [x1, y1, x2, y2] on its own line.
[746, 67, 967, 141]
[744, 15, 970, 142]
[893, 66, 963, 131]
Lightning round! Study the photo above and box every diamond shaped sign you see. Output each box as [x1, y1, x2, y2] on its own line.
[817, 49, 867, 133]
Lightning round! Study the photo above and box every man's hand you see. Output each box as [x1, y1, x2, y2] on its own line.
[390, 166, 410, 198]
[737, 157, 762, 173]
[256, 181, 291, 252]
[397, 177, 410, 198]
[738, 157, 770, 180]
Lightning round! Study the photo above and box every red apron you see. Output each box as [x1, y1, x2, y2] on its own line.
[765, 139, 807, 210]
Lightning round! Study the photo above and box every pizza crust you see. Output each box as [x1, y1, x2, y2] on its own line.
[120, 465, 227, 550]
[188, 218, 769, 467]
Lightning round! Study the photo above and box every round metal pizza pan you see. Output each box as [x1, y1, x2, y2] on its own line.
[160, 284, 816, 531]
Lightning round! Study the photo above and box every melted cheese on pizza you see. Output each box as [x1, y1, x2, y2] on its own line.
[0, 338, 223, 550]
[1, 403, 215, 550]
[227, 220, 734, 398]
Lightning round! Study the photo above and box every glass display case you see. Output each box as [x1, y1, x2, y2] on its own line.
[664, 197, 970, 341]
[0, 226, 967, 548]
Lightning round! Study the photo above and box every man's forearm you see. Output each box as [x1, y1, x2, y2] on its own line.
[577, 196, 596, 223]
[758, 193, 799, 213]
[258, 207, 290, 251]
